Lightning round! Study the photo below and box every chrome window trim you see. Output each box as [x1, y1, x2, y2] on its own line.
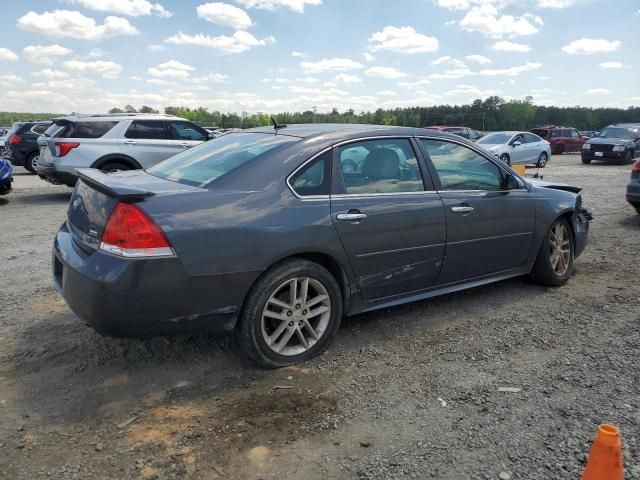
[286, 145, 333, 200]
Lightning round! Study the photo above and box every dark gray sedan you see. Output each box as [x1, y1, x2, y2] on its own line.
[53, 124, 591, 367]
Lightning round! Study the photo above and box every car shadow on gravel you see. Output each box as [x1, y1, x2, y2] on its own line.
[18, 191, 71, 204]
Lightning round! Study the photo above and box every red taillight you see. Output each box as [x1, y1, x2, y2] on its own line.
[8, 134, 22, 145]
[54, 142, 80, 157]
[100, 203, 173, 258]
[632, 160, 640, 173]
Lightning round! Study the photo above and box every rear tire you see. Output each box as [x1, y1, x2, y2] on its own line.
[581, 157, 591, 164]
[620, 151, 633, 165]
[99, 161, 132, 174]
[530, 217, 574, 287]
[25, 151, 39, 174]
[536, 152, 548, 168]
[499, 154, 511, 166]
[237, 259, 343, 368]
[555, 144, 565, 155]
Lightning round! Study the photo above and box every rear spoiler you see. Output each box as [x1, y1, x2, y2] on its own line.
[75, 168, 155, 200]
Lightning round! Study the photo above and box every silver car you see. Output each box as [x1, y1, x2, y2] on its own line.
[477, 131, 551, 168]
[36, 113, 211, 187]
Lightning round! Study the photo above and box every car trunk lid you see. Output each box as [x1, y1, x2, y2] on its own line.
[67, 168, 203, 252]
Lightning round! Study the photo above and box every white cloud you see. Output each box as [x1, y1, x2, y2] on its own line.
[368, 26, 438, 54]
[465, 54, 491, 64]
[432, 55, 451, 65]
[17, 10, 139, 40]
[537, 76, 550, 80]
[562, 38, 621, 54]
[537, 0, 577, 7]
[459, 5, 541, 38]
[435, 0, 473, 9]
[147, 59, 195, 78]
[88, 48, 107, 58]
[148, 44, 165, 51]
[0, 48, 19, 61]
[364, 52, 375, 62]
[493, 40, 531, 52]
[399, 78, 431, 88]
[194, 72, 229, 83]
[22, 44, 73, 65]
[585, 88, 611, 95]
[335, 73, 362, 84]
[291, 50, 307, 58]
[233, 0, 321, 12]
[32, 69, 69, 79]
[478, 61, 542, 76]
[428, 68, 473, 80]
[197, 2, 253, 30]
[599, 62, 623, 69]
[377, 90, 398, 96]
[365, 66, 408, 79]
[64, 60, 123, 78]
[0, 74, 23, 85]
[300, 57, 364, 73]
[71, 0, 172, 17]
[166, 31, 275, 54]
[446, 84, 503, 98]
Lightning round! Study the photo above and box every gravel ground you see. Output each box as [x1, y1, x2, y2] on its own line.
[1, 156, 639, 480]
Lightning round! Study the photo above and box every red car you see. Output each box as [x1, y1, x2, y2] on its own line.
[425, 126, 483, 142]
[530, 126, 586, 154]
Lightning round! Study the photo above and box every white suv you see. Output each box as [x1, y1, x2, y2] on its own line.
[36, 114, 211, 186]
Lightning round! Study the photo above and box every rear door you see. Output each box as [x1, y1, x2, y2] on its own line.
[120, 120, 171, 168]
[523, 133, 543, 163]
[330, 137, 446, 300]
[418, 137, 535, 284]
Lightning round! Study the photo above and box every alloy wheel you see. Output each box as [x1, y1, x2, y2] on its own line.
[261, 277, 331, 356]
[30, 154, 39, 171]
[537, 152, 548, 167]
[549, 223, 571, 276]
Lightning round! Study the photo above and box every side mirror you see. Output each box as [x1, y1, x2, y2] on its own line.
[503, 173, 520, 190]
[511, 141, 522, 147]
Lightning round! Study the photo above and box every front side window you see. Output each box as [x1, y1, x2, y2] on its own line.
[551, 129, 562, 138]
[337, 139, 424, 194]
[125, 121, 167, 140]
[421, 139, 504, 191]
[148, 133, 296, 187]
[290, 150, 331, 197]
[168, 121, 207, 141]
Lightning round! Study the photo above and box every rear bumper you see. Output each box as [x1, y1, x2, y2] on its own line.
[53, 224, 259, 337]
[36, 163, 78, 187]
[626, 180, 640, 206]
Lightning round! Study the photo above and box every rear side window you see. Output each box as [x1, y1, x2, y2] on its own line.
[531, 129, 548, 139]
[290, 150, 331, 197]
[43, 123, 64, 137]
[551, 130, 562, 138]
[125, 121, 167, 140]
[31, 124, 50, 134]
[524, 133, 540, 143]
[58, 121, 118, 139]
[168, 121, 207, 141]
[148, 133, 296, 187]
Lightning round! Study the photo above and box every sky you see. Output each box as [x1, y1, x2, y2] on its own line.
[0, 0, 637, 114]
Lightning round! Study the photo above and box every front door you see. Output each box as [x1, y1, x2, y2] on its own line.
[330, 138, 446, 300]
[418, 138, 536, 285]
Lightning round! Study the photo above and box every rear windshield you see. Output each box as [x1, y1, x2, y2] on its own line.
[147, 133, 297, 187]
[531, 129, 548, 138]
[56, 121, 118, 139]
[598, 126, 639, 139]
[477, 133, 512, 145]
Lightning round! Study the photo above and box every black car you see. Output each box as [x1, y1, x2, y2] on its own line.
[627, 160, 640, 214]
[581, 123, 640, 165]
[53, 124, 591, 368]
[5, 121, 52, 173]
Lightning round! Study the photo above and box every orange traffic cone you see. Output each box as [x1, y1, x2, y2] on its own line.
[582, 424, 624, 480]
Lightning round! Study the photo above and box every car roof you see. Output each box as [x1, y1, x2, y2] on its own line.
[54, 113, 185, 122]
[245, 123, 438, 139]
[611, 123, 640, 128]
[425, 125, 468, 129]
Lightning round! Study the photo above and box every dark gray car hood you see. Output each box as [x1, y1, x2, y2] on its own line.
[527, 178, 581, 194]
[587, 137, 632, 147]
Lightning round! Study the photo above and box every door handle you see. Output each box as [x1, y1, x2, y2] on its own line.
[451, 206, 474, 213]
[179, 142, 190, 148]
[336, 213, 367, 222]
[124, 140, 136, 145]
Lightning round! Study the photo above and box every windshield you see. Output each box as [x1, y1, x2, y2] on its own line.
[147, 132, 297, 187]
[598, 127, 638, 139]
[477, 133, 512, 145]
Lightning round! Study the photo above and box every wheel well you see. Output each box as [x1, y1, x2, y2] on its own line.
[91, 155, 141, 171]
[559, 211, 576, 245]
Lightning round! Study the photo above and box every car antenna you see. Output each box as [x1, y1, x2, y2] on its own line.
[271, 116, 287, 134]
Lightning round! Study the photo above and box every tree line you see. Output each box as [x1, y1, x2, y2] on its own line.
[2, 97, 639, 131]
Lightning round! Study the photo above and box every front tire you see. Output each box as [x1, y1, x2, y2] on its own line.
[581, 157, 591, 164]
[237, 259, 343, 368]
[620, 151, 633, 165]
[537, 152, 548, 168]
[530, 218, 574, 286]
